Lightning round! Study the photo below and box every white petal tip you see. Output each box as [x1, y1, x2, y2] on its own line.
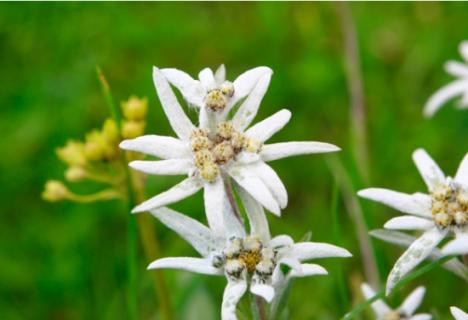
[131, 205, 147, 214]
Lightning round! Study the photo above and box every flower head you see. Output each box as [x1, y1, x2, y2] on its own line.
[358, 149, 468, 294]
[361, 283, 431, 320]
[146, 203, 350, 320]
[424, 41, 468, 117]
[120, 66, 340, 236]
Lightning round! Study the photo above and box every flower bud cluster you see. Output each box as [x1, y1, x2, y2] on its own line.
[213, 236, 277, 282]
[190, 122, 263, 182]
[204, 81, 234, 112]
[431, 183, 468, 228]
[121, 96, 148, 139]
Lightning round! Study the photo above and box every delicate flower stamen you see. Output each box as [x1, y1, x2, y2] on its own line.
[431, 182, 468, 228]
[189, 122, 262, 182]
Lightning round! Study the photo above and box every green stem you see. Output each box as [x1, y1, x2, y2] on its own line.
[67, 188, 123, 203]
[341, 256, 453, 320]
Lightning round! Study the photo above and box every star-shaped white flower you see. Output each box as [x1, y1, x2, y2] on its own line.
[424, 41, 468, 117]
[120, 66, 339, 236]
[361, 283, 431, 320]
[451, 306, 468, 320]
[358, 148, 468, 294]
[146, 190, 351, 320]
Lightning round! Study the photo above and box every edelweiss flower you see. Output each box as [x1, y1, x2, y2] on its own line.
[120, 66, 339, 235]
[358, 149, 468, 294]
[146, 193, 351, 320]
[424, 41, 468, 117]
[450, 307, 468, 320]
[361, 283, 431, 320]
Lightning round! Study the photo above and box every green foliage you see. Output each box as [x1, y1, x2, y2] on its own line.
[1, 2, 467, 319]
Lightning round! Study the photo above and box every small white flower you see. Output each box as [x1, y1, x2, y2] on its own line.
[146, 197, 351, 320]
[120, 66, 339, 236]
[361, 283, 431, 320]
[358, 148, 468, 294]
[424, 41, 468, 117]
[451, 306, 468, 320]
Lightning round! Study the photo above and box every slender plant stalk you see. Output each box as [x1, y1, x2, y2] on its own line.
[222, 176, 267, 320]
[327, 156, 380, 289]
[341, 256, 453, 320]
[336, 2, 370, 184]
[96, 67, 173, 320]
[330, 182, 351, 314]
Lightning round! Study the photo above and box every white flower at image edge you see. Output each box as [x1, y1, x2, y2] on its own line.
[120, 65, 339, 237]
[361, 283, 431, 320]
[144, 190, 351, 320]
[358, 148, 468, 294]
[424, 40, 468, 117]
[451, 307, 468, 320]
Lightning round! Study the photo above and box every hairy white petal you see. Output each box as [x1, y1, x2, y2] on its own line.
[148, 257, 222, 275]
[455, 153, 468, 186]
[268, 235, 294, 248]
[441, 234, 468, 256]
[399, 286, 426, 316]
[361, 283, 391, 318]
[288, 263, 328, 278]
[227, 66, 273, 110]
[386, 227, 447, 295]
[132, 178, 202, 213]
[409, 314, 432, 320]
[248, 162, 288, 209]
[450, 306, 468, 320]
[424, 79, 468, 118]
[119, 135, 190, 159]
[384, 216, 433, 231]
[250, 284, 275, 302]
[162, 68, 205, 107]
[232, 73, 272, 131]
[460, 41, 468, 61]
[358, 188, 432, 217]
[150, 207, 219, 257]
[153, 67, 195, 140]
[129, 159, 193, 176]
[444, 61, 468, 78]
[229, 166, 280, 215]
[222, 280, 248, 320]
[236, 184, 270, 242]
[288, 242, 352, 261]
[370, 229, 468, 281]
[261, 141, 340, 162]
[198, 68, 216, 89]
[215, 64, 226, 84]
[245, 109, 292, 142]
[412, 149, 446, 192]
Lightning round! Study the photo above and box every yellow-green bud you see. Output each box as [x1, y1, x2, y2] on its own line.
[84, 130, 107, 161]
[56, 140, 87, 166]
[121, 96, 148, 121]
[122, 120, 145, 139]
[102, 118, 119, 143]
[42, 180, 69, 202]
[65, 166, 87, 182]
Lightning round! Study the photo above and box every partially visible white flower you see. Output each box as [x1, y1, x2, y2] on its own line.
[361, 283, 431, 320]
[424, 41, 468, 117]
[358, 148, 468, 294]
[451, 306, 468, 320]
[120, 66, 340, 236]
[146, 198, 351, 320]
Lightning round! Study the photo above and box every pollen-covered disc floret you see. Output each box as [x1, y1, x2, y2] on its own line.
[214, 236, 277, 282]
[190, 123, 262, 182]
[383, 311, 404, 320]
[431, 179, 468, 228]
[204, 81, 234, 112]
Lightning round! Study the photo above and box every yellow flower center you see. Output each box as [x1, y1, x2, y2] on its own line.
[431, 183, 468, 228]
[383, 311, 402, 320]
[204, 81, 234, 111]
[190, 123, 262, 182]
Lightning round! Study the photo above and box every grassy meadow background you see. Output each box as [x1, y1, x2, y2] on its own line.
[1, 2, 468, 319]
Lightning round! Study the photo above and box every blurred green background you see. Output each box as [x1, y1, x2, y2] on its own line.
[1, 2, 468, 319]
